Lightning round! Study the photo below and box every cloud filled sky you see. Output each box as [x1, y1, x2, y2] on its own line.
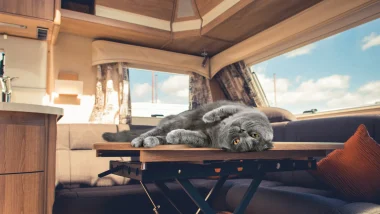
[252, 18, 380, 114]
[129, 68, 189, 116]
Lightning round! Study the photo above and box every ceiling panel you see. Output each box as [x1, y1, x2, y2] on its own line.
[195, 0, 223, 16]
[204, 0, 323, 43]
[96, 0, 175, 21]
[162, 36, 232, 56]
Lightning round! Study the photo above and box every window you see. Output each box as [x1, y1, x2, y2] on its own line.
[251, 18, 380, 115]
[129, 68, 189, 117]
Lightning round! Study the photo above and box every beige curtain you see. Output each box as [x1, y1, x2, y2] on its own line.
[89, 63, 132, 124]
[189, 72, 212, 110]
[213, 61, 267, 107]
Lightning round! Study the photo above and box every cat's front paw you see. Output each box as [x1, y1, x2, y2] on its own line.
[131, 137, 144, 147]
[202, 113, 220, 123]
[166, 129, 185, 144]
[143, 137, 160, 148]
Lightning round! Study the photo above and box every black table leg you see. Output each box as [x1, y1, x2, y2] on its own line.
[155, 181, 184, 214]
[176, 179, 217, 214]
[196, 175, 228, 214]
[233, 172, 264, 214]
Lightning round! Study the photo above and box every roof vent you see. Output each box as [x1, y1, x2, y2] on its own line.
[37, 27, 48, 40]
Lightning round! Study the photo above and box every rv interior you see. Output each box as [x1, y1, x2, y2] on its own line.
[0, 0, 380, 213]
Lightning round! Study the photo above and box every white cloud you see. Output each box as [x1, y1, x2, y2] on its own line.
[284, 44, 316, 58]
[254, 66, 380, 114]
[160, 75, 189, 98]
[362, 32, 380, 50]
[295, 76, 302, 83]
[132, 83, 151, 97]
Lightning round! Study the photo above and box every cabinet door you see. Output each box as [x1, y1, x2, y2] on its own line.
[0, 173, 44, 214]
[0, 0, 54, 20]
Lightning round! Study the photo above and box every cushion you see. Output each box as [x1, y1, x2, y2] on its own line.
[257, 107, 296, 123]
[311, 124, 380, 203]
[69, 124, 117, 149]
[226, 185, 347, 214]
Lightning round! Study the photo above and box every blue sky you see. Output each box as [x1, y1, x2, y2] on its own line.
[252, 18, 380, 114]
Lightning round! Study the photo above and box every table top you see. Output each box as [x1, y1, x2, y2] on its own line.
[94, 142, 343, 162]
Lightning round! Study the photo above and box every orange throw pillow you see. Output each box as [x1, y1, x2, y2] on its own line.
[312, 124, 380, 203]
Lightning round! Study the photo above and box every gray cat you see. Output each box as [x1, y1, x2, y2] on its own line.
[102, 100, 274, 152]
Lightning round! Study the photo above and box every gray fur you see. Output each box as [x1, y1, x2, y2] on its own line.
[102, 100, 274, 152]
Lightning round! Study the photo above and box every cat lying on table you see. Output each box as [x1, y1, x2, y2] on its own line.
[102, 100, 273, 152]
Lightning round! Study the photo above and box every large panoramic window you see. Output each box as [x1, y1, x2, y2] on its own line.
[252, 18, 380, 115]
[129, 68, 189, 117]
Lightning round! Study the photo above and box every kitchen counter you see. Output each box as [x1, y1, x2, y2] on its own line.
[0, 102, 64, 119]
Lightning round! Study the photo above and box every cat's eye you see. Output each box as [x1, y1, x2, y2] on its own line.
[233, 138, 240, 145]
[251, 133, 259, 139]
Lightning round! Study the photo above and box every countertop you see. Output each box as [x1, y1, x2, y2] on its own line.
[0, 102, 64, 118]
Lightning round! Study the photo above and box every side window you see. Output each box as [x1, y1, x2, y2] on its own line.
[129, 68, 189, 117]
[251, 18, 380, 115]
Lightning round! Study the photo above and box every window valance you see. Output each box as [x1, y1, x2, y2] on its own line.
[92, 40, 209, 77]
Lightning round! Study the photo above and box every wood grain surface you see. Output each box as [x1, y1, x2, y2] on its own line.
[0, 172, 44, 214]
[94, 142, 343, 162]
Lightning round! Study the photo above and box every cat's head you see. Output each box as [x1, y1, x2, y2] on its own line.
[218, 110, 274, 152]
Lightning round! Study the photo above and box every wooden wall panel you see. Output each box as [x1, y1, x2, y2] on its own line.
[0, 0, 54, 20]
[96, 0, 175, 20]
[0, 124, 45, 174]
[204, 0, 322, 43]
[0, 173, 44, 214]
[195, 0, 223, 16]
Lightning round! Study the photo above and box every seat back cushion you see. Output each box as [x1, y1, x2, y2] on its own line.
[56, 124, 131, 188]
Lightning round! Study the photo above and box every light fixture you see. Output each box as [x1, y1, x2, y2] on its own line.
[0, 22, 27, 29]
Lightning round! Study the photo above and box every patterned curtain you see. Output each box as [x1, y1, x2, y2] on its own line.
[189, 72, 212, 110]
[89, 63, 132, 124]
[213, 61, 267, 107]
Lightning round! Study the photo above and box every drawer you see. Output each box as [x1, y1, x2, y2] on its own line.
[0, 124, 46, 174]
[0, 172, 44, 214]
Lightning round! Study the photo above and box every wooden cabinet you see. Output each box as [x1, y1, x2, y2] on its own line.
[0, 103, 63, 214]
[0, 173, 44, 214]
[0, 0, 54, 20]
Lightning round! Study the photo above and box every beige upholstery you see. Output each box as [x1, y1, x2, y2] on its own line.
[56, 124, 131, 187]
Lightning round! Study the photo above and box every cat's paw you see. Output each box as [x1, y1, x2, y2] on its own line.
[143, 136, 160, 148]
[166, 129, 185, 144]
[202, 113, 220, 123]
[102, 132, 115, 142]
[131, 137, 144, 147]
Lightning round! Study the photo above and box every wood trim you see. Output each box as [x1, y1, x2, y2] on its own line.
[139, 150, 326, 162]
[60, 9, 171, 39]
[172, 29, 200, 39]
[201, 0, 253, 36]
[44, 115, 57, 214]
[210, 0, 380, 76]
[94, 142, 344, 151]
[94, 142, 343, 162]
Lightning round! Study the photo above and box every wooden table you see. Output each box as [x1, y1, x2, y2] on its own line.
[94, 142, 343, 214]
